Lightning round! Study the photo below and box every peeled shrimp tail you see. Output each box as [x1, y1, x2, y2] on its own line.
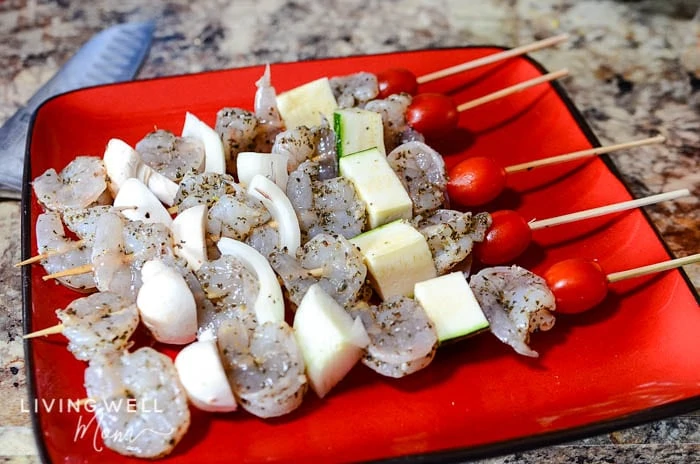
[255, 64, 284, 129]
[253, 65, 285, 152]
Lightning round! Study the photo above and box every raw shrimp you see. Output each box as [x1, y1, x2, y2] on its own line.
[469, 265, 556, 358]
[56, 291, 139, 361]
[207, 186, 271, 242]
[364, 93, 424, 152]
[349, 296, 438, 378]
[215, 107, 258, 172]
[217, 318, 307, 418]
[36, 211, 95, 292]
[387, 141, 447, 216]
[272, 120, 337, 177]
[174, 172, 237, 210]
[245, 223, 280, 258]
[135, 129, 205, 182]
[286, 160, 366, 241]
[83, 347, 190, 459]
[329, 72, 379, 108]
[33, 156, 110, 212]
[91, 212, 178, 301]
[195, 254, 260, 339]
[415, 209, 491, 274]
[270, 233, 367, 308]
[174, 172, 271, 242]
[63, 205, 122, 244]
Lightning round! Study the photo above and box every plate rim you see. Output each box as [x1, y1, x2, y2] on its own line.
[20, 45, 700, 464]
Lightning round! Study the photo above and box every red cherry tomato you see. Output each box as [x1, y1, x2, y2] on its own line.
[447, 157, 507, 207]
[376, 68, 418, 98]
[474, 210, 532, 265]
[405, 93, 459, 140]
[543, 259, 609, 314]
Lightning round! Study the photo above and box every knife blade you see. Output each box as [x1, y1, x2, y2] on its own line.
[0, 20, 155, 197]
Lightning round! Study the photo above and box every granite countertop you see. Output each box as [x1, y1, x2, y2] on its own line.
[1, 0, 699, 462]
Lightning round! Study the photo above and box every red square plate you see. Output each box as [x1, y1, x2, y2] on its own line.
[22, 48, 700, 463]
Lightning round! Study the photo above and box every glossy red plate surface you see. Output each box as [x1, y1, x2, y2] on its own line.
[23, 48, 700, 463]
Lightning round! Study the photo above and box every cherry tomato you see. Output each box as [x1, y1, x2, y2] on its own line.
[376, 68, 418, 98]
[543, 259, 609, 314]
[405, 93, 459, 140]
[474, 210, 532, 265]
[447, 157, 507, 207]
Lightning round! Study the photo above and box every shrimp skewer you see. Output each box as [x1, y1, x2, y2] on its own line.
[449, 135, 667, 207]
[17, 205, 133, 267]
[329, 34, 569, 103]
[41, 212, 180, 296]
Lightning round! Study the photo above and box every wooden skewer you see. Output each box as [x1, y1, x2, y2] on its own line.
[42, 263, 94, 281]
[308, 267, 324, 278]
[43, 189, 690, 281]
[42, 253, 137, 281]
[24, 306, 133, 339]
[607, 253, 700, 283]
[417, 34, 569, 84]
[457, 69, 569, 112]
[75, 398, 92, 408]
[15, 240, 86, 267]
[23, 323, 65, 339]
[529, 189, 691, 230]
[504, 135, 666, 174]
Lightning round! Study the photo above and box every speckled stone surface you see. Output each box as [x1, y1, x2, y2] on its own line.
[0, 1, 698, 463]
